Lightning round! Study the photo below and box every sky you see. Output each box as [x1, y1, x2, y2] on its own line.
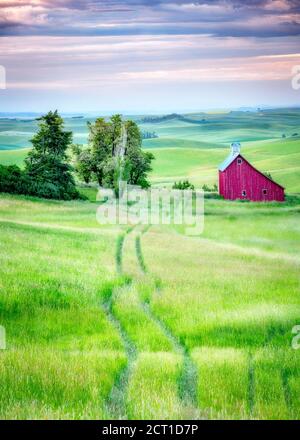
[0, 0, 299, 113]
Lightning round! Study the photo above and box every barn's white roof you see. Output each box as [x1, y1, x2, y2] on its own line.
[219, 142, 241, 172]
[218, 152, 240, 172]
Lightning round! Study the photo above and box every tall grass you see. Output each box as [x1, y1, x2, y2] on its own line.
[0, 215, 126, 419]
[126, 352, 183, 420]
[1, 195, 300, 419]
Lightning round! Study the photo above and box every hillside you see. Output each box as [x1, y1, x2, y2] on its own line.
[1, 109, 299, 192]
[0, 194, 299, 419]
[0, 109, 299, 419]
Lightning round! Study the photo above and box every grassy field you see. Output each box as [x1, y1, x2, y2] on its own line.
[0, 194, 299, 419]
[0, 148, 29, 167]
[0, 108, 299, 419]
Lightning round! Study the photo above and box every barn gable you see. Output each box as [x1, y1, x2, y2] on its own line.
[219, 142, 241, 172]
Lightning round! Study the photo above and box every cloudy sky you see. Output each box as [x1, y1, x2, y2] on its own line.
[0, 0, 299, 112]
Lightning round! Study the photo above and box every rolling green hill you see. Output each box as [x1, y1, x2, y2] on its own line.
[148, 138, 300, 192]
[0, 108, 299, 419]
[0, 109, 299, 192]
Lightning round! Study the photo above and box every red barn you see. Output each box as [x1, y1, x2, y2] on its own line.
[219, 143, 285, 202]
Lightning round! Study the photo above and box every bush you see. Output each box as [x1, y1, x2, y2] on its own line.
[284, 194, 300, 205]
[0, 165, 29, 195]
[172, 180, 195, 190]
[204, 192, 223, 199]
[0, 163, 84, 201]
[202, 183, 218, 192]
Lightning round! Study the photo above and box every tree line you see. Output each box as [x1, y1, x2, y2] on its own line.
[0, 111, 154, 200]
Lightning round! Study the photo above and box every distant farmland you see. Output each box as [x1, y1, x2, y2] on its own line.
[1, 109, 299, 192]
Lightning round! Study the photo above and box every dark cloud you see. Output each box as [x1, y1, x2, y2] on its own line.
[0, 0, 299, 37]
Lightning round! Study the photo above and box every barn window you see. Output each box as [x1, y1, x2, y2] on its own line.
[237, 158, 243, 165]
[242, 190, 246, 197]
[262, 189, 267, 195]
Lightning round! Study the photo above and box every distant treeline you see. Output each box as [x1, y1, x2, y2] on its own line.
[139, 113, 207, 124]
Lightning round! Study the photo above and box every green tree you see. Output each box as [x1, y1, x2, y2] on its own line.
[25, 111, 80, 200]
[74, 115, 154, 194]
[125, 119, 154, 188]
[72, 145, 93, 184]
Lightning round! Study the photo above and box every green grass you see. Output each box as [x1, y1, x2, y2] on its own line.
[0, 148, 28, 167]
[0, 194, 299, 419]
[0, 349, 126, 419]
[0, 210, 127, 419]
[252, 349, 299, 419]
[192, 348, 249, 419]
[0, 107, 300, 420]
[143, 137, 219, 150]
[126, 352, 183, 419]
[112, 283, 173, 353]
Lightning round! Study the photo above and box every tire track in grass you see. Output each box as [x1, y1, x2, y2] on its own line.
[248, 353, 255, 417]
[116, 225, 136, 275]
[103, 287, 137, 420]
[103, 225, 137, 419]
[135, 225, 150, 274]
[281, 369, 292, 413]
[135, 227, 200, 418]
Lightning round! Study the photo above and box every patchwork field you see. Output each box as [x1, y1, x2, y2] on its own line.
[0, 194, 299, 419]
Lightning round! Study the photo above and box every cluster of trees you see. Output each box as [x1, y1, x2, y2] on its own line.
[139, 113, 206, 125]
[72, 114, 154, 194]
[0, 111, 154, 200]
[140, 113, 180, 123]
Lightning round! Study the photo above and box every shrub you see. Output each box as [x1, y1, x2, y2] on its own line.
[202, 183, 218, 192]
[0, 165, 29, 195]
[0, 164, 84, 201]
[172, 180, 195, 190]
